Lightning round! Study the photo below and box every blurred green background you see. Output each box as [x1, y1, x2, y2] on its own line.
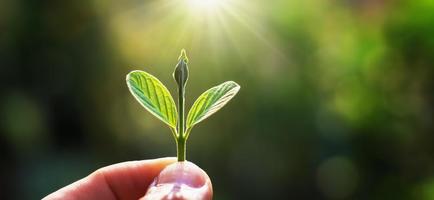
[1, 0, 433, 199]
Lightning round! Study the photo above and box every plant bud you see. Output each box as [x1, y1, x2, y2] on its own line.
[173, 49, 189, 88]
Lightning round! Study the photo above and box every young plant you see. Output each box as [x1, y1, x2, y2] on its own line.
[126, 49, 240, 162]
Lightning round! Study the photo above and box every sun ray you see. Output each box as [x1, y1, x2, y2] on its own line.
[106, 0, 289, 69]
[219, 1, 288, 61]
[215, 5, 247, 62]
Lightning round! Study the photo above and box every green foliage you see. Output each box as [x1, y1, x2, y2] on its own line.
[126, 50, 240, 161]
[126, 70, 178, 129]
[186, 81, 240, 131]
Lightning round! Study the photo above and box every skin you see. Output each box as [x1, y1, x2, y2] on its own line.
[43, 157, 213, 200]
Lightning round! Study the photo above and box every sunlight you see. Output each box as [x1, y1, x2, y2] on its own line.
[188, 0, 219, 9]
[186, 0, 223, 15]
[105, 0, 287, 68]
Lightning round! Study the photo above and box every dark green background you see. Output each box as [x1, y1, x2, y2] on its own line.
[1, 0, 433, 199]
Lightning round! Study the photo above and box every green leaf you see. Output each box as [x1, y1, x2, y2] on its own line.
[186, 81, 240, 129]
[126, 70, 178, 129]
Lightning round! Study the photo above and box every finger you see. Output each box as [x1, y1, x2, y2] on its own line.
[43, 157, 176, 200]
[141, 161, 213, 200]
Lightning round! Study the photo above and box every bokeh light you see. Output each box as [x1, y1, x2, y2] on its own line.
[1, 0, 433, 199]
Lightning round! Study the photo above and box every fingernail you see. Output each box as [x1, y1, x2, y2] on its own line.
[142, 161, 212, 200]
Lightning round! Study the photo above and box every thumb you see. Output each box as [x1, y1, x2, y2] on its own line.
[141, 161, 213, 200]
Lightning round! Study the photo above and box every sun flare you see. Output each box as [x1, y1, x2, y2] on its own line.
[187, 0, 220, 10]
[108, 0, 285, 66]
[186, 0, 224, 15]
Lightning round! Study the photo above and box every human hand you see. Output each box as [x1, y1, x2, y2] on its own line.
[43, 157, 213, 200]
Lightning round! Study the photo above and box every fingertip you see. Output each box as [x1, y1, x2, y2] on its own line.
[142, 161, 213, 200]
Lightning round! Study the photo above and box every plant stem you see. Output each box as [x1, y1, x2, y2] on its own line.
[177, 135, 186, 161]
[177, 84, 186, 161]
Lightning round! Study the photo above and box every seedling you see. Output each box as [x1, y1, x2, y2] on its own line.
[126, 49, 240, 161]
